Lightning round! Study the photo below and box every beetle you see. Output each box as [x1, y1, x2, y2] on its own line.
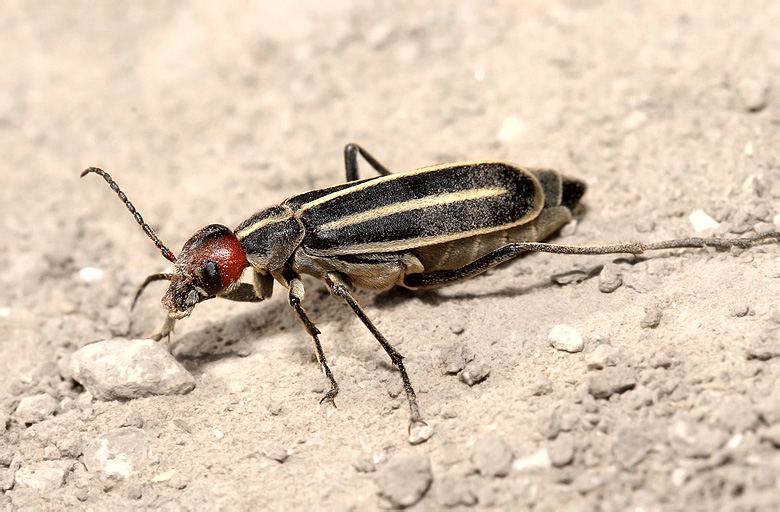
[82, 143, 779, 428]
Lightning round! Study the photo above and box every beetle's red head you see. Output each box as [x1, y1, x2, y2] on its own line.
[152, 224, 247, 319]
[81, 169, 249, 331]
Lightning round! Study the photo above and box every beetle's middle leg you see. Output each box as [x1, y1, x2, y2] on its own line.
[286, 275, 340, 407]
[325, 273, 424, 427]
[344, 143, 393, 181]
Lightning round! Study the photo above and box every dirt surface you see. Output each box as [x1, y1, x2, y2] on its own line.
[2, 1, 780, 510]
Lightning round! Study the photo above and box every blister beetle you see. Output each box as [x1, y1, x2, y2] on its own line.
[82, 144, 779, 428]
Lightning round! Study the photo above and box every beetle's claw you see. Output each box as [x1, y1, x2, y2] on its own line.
[319, 390, 338, 408]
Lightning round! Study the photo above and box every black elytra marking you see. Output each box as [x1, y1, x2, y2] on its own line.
[299, 163, 541, 255]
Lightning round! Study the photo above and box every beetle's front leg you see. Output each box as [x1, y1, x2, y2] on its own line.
[325, 273, 424, 427]
[217, 283, 263, 302]
[286, 274, 340, 407]
[150, 315, 177, 343]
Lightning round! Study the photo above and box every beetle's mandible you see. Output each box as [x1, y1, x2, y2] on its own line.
[82, 143, 779, 429]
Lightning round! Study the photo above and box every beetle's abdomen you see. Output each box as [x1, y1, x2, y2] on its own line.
[411, 169, 586, 273]
[297, 163, 545, 256]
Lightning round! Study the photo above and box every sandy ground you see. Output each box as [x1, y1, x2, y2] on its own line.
[2, 1, 780, 510]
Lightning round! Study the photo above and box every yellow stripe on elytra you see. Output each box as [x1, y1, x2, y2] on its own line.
[318, 187, 508, 232]
[235, 209, 290, 240]
[312, 222, 528, 256]
[298, 162, 488, 212]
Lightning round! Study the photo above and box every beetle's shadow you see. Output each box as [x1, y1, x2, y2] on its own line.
[372, 254, 643, 307]
[155, 251, 662, 363]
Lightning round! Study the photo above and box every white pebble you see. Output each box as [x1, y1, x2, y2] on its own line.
[0, 307, 10, 318]
[688, 209, 719, 232]
[548, 324, 583, 353]
[79, 267, 104, 282]
[408, 422, 434, 445]
[513, 449, 551, 472]
[497, 116, 526, 142]
[213, 428, 224, 439]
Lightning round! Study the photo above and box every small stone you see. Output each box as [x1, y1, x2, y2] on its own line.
[441, 344, 475, 375]
[622, 110, 647, 131]
[350, 453, 376, 473]
[625, 386, 654, 409]
[70, 338, 195, 400]
[709, 394, 760, 433]
[408, 422, 434, 445]
[549, 433, 575, 467]
[471, 436, 513, 477]
[759, 424, 780, 447]
[78, 267, 104, 282]
[635, 218, 655, 233]
[640, 306, 662, 329]
[124, 483, 143, 500]
[151, 469, 176, 482]
[56, 437, 82, 459]
[43, 445, 61, 460]
[612, 427, 652, 468]
[459, 361, 490, 386]
[586, 344, 622, 370]
[689, 209, 719, 232]
[0, 470, 14, 491]
[513, 449, 551, 472]
[560, 219, 579, 237]
[122, 410, 145, 428]
[574, 468, 607, 494]
[375, 455, 433, 508]
[736, 74, 769, 112]
[548, 324, 583, 353]
[436, 476, 477, 507]
[648, 351, 672, 369]
[530, 377, 553, 396]
[14, 393, 60, 425]
[588, 365, 637, 398]
[756, 388, 780, 425]
[669, 421, 729, 458]
[14, 461, 72, 491]
[83, 427, 148, 478]
[262, 442, 290, 463]
[266, 400, 283, 416]
[551, 268, 589, 285]
[448, 322, 465, 335]
[671, 467, 689, 487]
[537, 409, 562, 439]
[745, 328, 780, 360]
[598, 263, 623, 293]
[497, 115, 526, 142]
[0, 411, 9, 433]
[168, 476, 188, 490]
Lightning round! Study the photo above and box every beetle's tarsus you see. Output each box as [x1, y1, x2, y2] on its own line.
[319, 391, 338, 408]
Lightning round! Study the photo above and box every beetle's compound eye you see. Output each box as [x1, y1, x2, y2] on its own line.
[179, 224, 247, 296]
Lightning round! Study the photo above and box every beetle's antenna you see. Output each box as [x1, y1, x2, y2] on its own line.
[81, 167, 177, 264]
[132, 273, 175, 311]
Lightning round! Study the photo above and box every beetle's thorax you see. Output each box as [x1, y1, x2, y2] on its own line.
[234, 205, 305, 273]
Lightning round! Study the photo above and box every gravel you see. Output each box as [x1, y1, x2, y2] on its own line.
[375, 454, 433, 508]
[70, 339, 196, 400]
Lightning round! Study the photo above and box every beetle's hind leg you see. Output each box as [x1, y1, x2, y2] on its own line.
[344, 143, 393, 181]
[403, 231, 780, 288]
[325, 273, 424, 428]
[286, 275, 340, 407]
